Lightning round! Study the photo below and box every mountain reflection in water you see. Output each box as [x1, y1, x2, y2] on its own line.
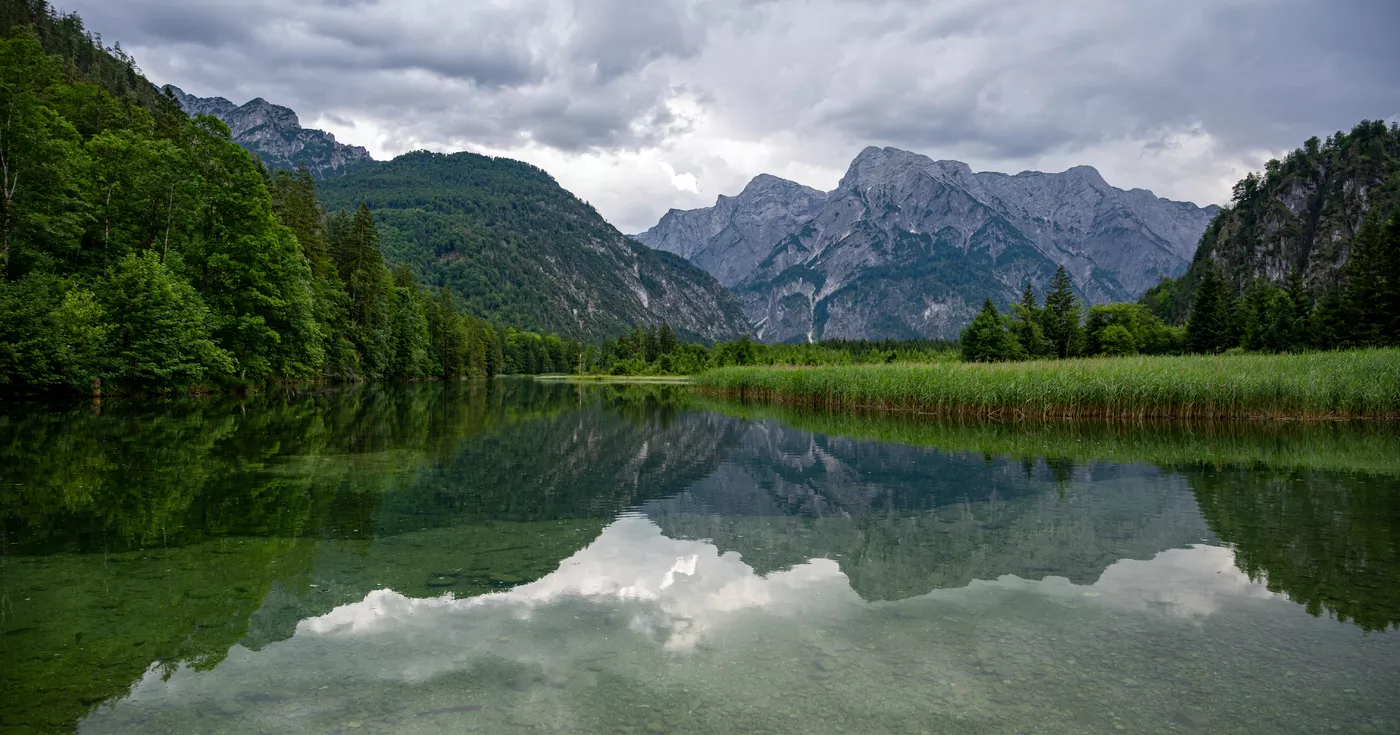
[1, 382, 1397, 734]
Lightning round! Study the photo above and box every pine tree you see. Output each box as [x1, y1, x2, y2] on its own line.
[658, 322, 678, 355]
[1309, 291, 1347, 350]
[1041, 266, 1082, 358]
[1187, 267, 1233, 353]
[331, 204, 396, 378]
[1286, 269, 1311, 350]
[1010, 281, 1051, 358]
[1343, 214, 1385, 347]
[1377, 210, 1400, 345]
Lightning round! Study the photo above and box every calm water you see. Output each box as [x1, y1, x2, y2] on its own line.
[2, 382, 1398, 735]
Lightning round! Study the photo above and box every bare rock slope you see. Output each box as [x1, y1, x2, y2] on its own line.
[638, 147, 1218, 342]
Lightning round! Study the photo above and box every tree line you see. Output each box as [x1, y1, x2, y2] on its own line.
[958, 266, 1177, 362]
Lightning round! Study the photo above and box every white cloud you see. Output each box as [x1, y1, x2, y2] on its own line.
[659, 162, 701, 194]
[63, 0, 1400, 233]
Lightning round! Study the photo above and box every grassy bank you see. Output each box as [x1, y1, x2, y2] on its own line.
[694, 397, 1400, 476]
[693, 349, 1400, 420]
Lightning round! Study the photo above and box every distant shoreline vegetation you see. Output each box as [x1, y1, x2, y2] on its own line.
[692, 350, 1400, 421]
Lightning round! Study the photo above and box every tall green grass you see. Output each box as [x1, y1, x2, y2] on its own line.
[693, 349, 1400, 420]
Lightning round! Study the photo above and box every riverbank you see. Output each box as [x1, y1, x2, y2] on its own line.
[692, 349, 1400, 420]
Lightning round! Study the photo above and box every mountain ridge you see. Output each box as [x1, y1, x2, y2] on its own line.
[166, 85, 376, 178]
[638, 147, 1219, 342]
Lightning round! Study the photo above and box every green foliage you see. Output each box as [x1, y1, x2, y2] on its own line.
[1085, 303, 1181, 356]
[99, 250, 233, 388]
[0, 19, 572, 394]
[0, 272, 105, 388]
[1041, 265, 1083, 358]
[960, 298, 1024, 363]
[1096, 324, 1136, 356]
[1009, 283, 1054, 358]
[1187, 267, 1234, 354]
[1238, 279, 1301, 352]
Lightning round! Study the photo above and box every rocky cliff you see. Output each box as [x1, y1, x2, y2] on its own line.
[640, 147, 1217, 342]
[634, 174, 828, 287]
[167, 86, 375, 178]
[1147, 120, 1400, 323]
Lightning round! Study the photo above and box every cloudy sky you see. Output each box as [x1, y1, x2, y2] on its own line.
[67, 0, 1398, 233]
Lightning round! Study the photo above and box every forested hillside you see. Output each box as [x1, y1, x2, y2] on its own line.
[0, 2, 583, 393]
[317, 151, 752, 342]
[1142, 120, 1400, 351]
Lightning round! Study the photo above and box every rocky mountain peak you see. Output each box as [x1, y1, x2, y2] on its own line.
[164, 85, 374, 179]
[637, 144, 1221, 343]
[633, 173, 828, 288]
[1062, 164, 1109, 188]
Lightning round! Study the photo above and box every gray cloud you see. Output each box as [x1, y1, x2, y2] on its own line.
[58, 0, 1400, 232]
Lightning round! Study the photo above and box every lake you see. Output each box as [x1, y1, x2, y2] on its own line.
[2, 381, 1398, 734]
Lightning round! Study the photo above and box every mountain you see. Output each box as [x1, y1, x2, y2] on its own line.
[1143, 120, 1400, 324]
[317, 151, 752, 342]
[166, 86, 375, 178]
[634, 174, 829, 287]
[640, 147, 1218, 342]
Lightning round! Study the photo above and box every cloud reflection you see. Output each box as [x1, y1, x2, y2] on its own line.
[302, 516, 856, 650]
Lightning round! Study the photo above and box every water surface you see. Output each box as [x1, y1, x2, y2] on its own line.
[2, 382, 1398, 734]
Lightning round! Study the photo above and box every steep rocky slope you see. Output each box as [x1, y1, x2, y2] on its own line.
[318, 151, 752, 341]
[642, 147, 1217, 342]
[1145, 120, 1400, 323]
[167, 86, 375, 178]
[634, 175, 828, 287]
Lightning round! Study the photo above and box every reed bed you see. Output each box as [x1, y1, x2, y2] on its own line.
[692, 349, 1400, 420]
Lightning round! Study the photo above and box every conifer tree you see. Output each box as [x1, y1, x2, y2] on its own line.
[1187, 267, 1233, 353]
[1344, 215, 1386, 347]
[1286, 269, 1311, 350]
[1377, 210, 1400, 345]
[1010, 281, 1052, 358]
[1309, 291, 1346, 351]
[1041, 266, 1082, 358]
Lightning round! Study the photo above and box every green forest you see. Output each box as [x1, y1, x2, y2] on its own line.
[0, 2, 607, 394]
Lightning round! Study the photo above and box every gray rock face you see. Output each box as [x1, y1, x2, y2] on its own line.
[167, 86, 375, 178]
[641, 146, 1218, 342]
[633, 174, 827, 287]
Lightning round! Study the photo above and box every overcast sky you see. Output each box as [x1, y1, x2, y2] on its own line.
[66, 0, 1399, 233]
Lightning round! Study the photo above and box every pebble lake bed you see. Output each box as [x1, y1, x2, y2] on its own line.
[2, 382, 1397, 734]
